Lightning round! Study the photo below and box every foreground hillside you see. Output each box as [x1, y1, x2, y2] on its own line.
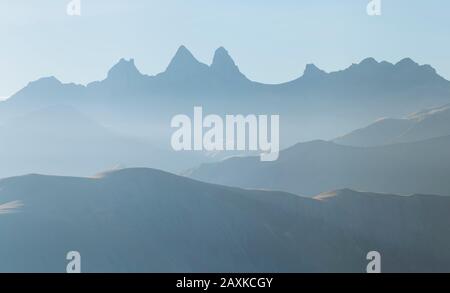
[1, 168, 449, 272]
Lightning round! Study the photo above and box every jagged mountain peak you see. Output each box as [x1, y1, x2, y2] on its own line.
[340, 57, 444, 82]
[394, 58, 438, 75]
[165, 45, 207, 74]
[107, 58, 142, 79]
[303, 63, 327, 77]
[342, 57, 384, 73]
[210, 46, 247, 80]
[174, 45, 194, 59]
[211, 47, 236, 68]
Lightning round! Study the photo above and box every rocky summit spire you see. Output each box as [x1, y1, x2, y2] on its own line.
[210, 47, 246, 80]
[107, 58, 141, 79]
[165, 45, 207, 74]
[211, 47, 237, 70]
[303, 63, 327, 78]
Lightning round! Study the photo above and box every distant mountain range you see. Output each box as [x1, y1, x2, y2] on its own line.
[1, 46, 449, 146]
[0, 46, 448, 195]
[334, 104, 450, 147]
[188, 135, 450, 196]
[0, 46, 449, 179]
[0, 105, 209, 178]
[2, 45, 450, 273]
[1, 168, 450, 272]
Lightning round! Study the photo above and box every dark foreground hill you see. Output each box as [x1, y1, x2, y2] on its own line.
[1, 168, 449, 272]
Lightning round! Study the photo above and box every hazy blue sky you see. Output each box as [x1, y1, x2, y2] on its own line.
[0, 0, 449, 97]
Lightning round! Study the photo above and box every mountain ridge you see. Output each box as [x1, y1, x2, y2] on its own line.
[1, 167, 450, 272]
[188, 135, 450, 196]
[1, 45, 450, 167]
[10, 46, 448, 92]
[334, 104, 450, 146]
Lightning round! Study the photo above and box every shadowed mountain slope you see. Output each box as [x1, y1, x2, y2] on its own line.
[188, 136, 450, 196]
[334, 104, 450, 146]
[1, 168, 450, 272]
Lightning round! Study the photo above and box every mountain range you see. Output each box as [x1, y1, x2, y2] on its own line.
[188, 135, 450, 196]
[0, 46, 449, 179]
[1, 46, 449, 146]
[1, 168, 449, 273]
[1, 47, 450, 272]
[0, 105, 210, 178]
[334, 104, 450, 146]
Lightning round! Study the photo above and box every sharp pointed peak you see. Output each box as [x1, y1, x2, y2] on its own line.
[213, 46, 230, 57]
[303, 63, 327, 77]
[174, 45, 195, 58]
[210, 47, 247, 81]
[212, 46, 236, 67]
[165, 45, 206, 73]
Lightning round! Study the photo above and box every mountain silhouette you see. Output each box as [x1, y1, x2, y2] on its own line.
[164, 45, 209, 76]
[0, 105, 208, 178]
[106, 58, 144, 82]
[1, 168, 450, 272]
[334, 104, 450, 146]
[210, 47, 249, 82]
[302, 63, 327, 79]
[1, 46, 449, 146]
[188, 136, 450, 196]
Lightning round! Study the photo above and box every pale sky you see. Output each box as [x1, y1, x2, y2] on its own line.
[1, 0, 450, 97]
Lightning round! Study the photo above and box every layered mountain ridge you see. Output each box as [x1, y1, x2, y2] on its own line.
[1, 168, 450, 272]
